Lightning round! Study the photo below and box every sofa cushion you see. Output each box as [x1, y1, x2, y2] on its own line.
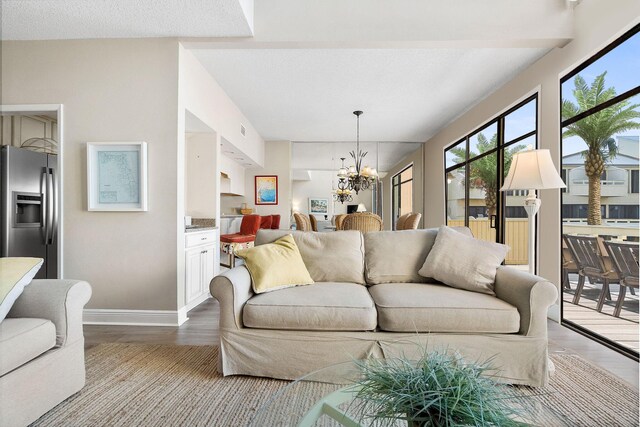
[243, 282, 377, 331]
[0, 318, 56, 376]
[419, 225, 509, 295]
[369, 283, 520, 333]
[256, 230, 365, 284]
[363, 227, 472, 285]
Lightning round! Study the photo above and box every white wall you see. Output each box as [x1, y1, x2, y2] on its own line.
[2, 39, 180, 310]
[421, 0, 640, 320]
[292, 170, 373, 218]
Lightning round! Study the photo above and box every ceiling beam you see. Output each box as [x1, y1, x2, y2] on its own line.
[182, 0, 573, 50]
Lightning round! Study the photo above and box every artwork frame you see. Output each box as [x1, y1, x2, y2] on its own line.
[309, 197, 329, 215]
[87, 142, 148, 211]
[255, 175, 278, 205]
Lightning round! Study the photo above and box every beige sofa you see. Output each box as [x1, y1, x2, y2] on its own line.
[210, 228, 558, 387]
[0, 279, 92, 427]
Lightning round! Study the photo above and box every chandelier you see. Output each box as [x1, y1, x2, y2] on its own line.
[333, 111, 378, 204]
[333, 158, 353, 204]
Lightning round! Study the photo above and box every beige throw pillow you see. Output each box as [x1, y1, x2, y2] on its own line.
[418, 226, 509, 295]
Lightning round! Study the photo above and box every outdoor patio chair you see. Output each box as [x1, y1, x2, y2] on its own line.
[563, 234, 618, 312]
[562, 238, 579, 290]
[603, 241, 639, 317]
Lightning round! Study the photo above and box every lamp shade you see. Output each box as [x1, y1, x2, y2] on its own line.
[356, 203, 366, 212]
[500, 149, 566, 191]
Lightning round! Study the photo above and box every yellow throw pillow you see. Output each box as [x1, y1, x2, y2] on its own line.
[236, 234, 314, 294]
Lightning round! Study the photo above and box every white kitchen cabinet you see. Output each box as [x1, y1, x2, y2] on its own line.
[184, 229, 219, 312]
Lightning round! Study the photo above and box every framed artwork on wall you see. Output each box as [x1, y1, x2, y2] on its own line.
[309, 197, 329, 215]
[87, 141, 148, 211]
[255, 175, 278, 205]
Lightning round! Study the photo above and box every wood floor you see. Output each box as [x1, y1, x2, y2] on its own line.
[84, 298, 639, 391]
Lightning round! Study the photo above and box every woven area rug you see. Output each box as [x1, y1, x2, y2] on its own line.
[31, 344, 638, 427]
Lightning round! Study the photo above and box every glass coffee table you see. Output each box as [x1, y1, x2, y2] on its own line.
[249, 361, 571, 427]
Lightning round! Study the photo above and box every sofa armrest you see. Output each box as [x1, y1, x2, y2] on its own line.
[210, 266, 254, 329]
[7, 279, 92, 347]
[494, 266, 558, 337]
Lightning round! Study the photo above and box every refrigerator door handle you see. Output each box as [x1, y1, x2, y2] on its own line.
[42, 168, 49, 244]
[49, 168, 57, 245]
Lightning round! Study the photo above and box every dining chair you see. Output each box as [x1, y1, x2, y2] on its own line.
[402, 213, 422, 230]
[603, 241, 639, 317]
[395, 213, 411, 230]
[342, 212, 383, 233]
[309, 215, 318, 232]
[220, 214, 261, 268]
[293, 212, 312, 231]
[259, 215, 273, 230]
[563, 235, 618, 311]
[334, 214, 347, 231]
[270, 214, 281, 229]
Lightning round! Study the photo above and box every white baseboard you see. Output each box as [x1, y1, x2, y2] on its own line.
[83, 296, 212, 327]
[83, 309, 183, 326]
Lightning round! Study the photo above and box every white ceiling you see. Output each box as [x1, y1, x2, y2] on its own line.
[0, 0, 254, 40]
[292, 142, 422, 173]
[192, 47, 549, 142]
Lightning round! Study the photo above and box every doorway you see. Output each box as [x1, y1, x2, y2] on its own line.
[0, 104, 64, 278]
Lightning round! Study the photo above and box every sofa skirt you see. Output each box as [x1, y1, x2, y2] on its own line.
[218, 328, 550, 387]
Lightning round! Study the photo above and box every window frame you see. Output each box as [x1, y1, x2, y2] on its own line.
[391, 163, 414, 229]
[443, 93, 539, 243]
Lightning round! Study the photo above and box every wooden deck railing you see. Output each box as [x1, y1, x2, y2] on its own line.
[448, 218, 529, 265]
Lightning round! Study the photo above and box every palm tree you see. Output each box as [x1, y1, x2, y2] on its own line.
[562, 72, 640, 225]
[451, 133, 523, 217]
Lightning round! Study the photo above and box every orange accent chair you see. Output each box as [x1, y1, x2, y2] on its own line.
[270, 214, 281, 229]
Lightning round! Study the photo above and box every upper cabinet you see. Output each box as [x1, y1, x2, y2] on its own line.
[219, 153, 246, 196]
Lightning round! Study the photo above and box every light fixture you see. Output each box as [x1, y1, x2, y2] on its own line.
[356, 203, 366, 212]
[333, 157, 353, 204]
[500, 147, 566, 274]
[336, 110, 378, 200]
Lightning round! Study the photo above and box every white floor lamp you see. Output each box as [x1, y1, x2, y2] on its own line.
[500, 148, 566, 275]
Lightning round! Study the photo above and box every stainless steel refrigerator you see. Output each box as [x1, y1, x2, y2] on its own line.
[1, 146, 58, 279]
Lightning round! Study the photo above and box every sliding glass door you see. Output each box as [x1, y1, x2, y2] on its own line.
[444, 95, 538, 268]
[560, 25, 639, 359]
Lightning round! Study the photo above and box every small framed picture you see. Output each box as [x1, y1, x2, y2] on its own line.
[309, 197, 329, 215]
[87, 142, 148, 211]
[255, 175, 278, 205]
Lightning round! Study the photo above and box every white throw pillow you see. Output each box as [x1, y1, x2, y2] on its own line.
[418, 226, 508, 295]
[0, 258, 44, 321]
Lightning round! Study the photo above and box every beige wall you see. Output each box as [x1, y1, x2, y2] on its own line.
[185, 132, 218, 218]
[421, 0, 640, 319]
[1, 39, 180, 310]
[382, 145, 424, 230]
[245, 141, 293, 229]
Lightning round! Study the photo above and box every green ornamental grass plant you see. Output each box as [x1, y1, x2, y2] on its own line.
[353, 350, 529, 427]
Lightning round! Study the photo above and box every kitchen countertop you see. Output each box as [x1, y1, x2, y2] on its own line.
[185, 226, 218, 233]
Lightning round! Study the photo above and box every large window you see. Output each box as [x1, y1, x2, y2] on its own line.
[392, 165, 413, 229]
[444, 94, 538, 268]
[560, 24, 639, 359]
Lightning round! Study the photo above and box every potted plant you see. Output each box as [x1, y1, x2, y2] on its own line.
[353, 350, 529, 426]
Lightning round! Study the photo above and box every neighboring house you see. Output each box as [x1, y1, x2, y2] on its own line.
[561, 136, 639, 221]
